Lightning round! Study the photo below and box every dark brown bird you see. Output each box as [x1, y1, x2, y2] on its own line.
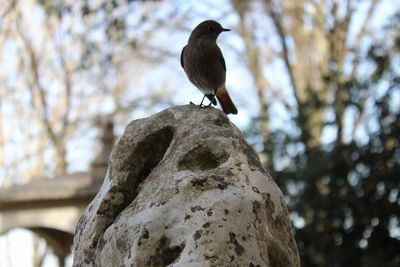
[181, 20, 238, 114]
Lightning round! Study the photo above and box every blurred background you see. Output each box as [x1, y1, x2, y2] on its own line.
[0, 0, 399, 266]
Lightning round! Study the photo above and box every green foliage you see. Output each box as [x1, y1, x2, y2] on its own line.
[264, 13, 400, 267]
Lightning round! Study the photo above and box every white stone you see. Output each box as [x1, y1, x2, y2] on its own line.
[73, 105, 300, 267]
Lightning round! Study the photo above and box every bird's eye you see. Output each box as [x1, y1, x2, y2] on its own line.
[207, 26, 214, 31]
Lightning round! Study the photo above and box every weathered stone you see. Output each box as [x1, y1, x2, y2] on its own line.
[73, 105, 300, 267]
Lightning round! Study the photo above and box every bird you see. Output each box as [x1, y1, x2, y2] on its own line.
[180, 20, 238, 115]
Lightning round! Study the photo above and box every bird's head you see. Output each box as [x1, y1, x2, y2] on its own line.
[188, 20, 230, 42]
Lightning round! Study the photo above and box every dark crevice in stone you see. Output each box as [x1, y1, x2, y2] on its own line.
[95, 126, 175, 252]
[191, 178, 209, 190]
[202, 222, 211, 228]
[191, 174, 230, 191]
[252, 201, 262, 228]
[207, 208, 213, 216]
[98, 126, 175, 217]
[252, 186, 260, 193]
[204, 254, 218, 265]
[193, 229, 203, 241]
[212, 116, 230, 127]
[137, 228, 149, 246]
[191, 206, 205, 212]
[228, 232, 245, 256]
[178, 145, 228, 171]
[147, 236, 185, 267]
[193, 229, 203, 248]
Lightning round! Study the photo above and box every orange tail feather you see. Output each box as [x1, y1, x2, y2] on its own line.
[216, 88, 238, 115]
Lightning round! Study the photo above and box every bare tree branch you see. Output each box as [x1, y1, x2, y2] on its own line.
[231, 0, 273, 166]
[14, 4, 67, 173]
[264, 0, 301, 106]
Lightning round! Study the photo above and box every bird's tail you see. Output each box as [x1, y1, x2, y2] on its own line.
[216, 87, 238, 115]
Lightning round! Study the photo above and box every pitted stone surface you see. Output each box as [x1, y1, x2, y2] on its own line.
[73, 105, 300, 267]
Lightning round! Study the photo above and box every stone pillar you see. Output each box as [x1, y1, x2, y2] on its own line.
[74, 105, 300, 267]
[90, 119, 115, 180]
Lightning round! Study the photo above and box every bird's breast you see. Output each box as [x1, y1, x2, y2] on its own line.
[183, 41, 226, 93]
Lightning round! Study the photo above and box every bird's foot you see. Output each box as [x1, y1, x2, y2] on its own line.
[199, 102, 213, 109]
[189, 102, 212, 109]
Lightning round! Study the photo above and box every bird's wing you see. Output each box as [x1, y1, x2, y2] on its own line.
[180, 46, 186, 69]
[218, 47, 226, 71]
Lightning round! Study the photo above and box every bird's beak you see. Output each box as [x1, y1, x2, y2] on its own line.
[222, 28, 231, 32]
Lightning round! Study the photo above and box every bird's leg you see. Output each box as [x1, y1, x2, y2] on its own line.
[205, 90, 217, 108]
[190, 95, 206, 107]
[199, 94, 207, 107]
[191, 93, 216, 109]
[190, 95, 207, 108]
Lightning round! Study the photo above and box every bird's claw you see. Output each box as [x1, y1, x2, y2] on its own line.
[189, 102, 212, 109]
